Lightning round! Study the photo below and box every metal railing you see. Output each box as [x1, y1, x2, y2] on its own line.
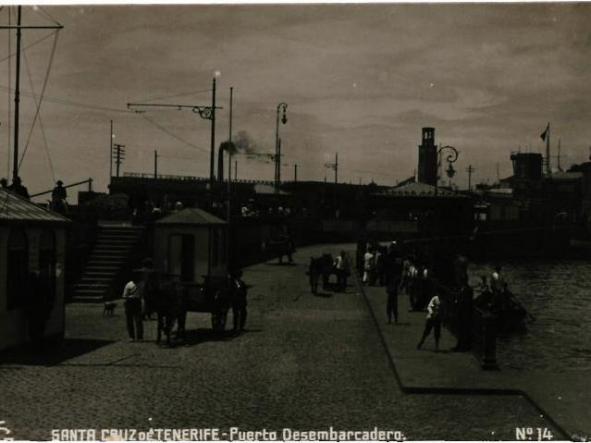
[31, 178, 94, 198]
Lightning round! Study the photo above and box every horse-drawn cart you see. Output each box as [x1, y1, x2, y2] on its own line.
[152, 208, 231, 333]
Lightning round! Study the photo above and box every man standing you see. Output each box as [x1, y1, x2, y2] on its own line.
[231, 269, 248, 333]
[362, 247, 375, 285]
[51, 180, 68, 214]
[122, 276, 143, 342]
[385, 246, 403, 324]
[417, 292, 442, 351]
[334, 251, 348, 292]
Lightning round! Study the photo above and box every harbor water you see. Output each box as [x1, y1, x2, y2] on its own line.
[469, 260, 591, 372]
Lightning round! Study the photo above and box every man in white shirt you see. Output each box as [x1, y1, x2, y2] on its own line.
[122, 278, 143, 341]
[417, 293, 442, 351]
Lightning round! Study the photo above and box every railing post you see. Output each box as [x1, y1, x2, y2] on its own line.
[88, 178, 93, 192]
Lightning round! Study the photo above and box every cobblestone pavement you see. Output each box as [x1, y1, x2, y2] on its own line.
[0, 245, 561, 441]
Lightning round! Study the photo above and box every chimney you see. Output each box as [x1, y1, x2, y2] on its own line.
[418, 127, 437, 186]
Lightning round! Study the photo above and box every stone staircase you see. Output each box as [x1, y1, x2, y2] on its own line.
[72, 225, 144, 303]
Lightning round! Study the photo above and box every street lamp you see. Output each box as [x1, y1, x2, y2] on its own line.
[437, 145, 459, 190]
[275, 102, 288, 191]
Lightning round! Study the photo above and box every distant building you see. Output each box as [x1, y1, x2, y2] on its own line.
[418, 127, 438, 186]
[0, 189, 70, 351]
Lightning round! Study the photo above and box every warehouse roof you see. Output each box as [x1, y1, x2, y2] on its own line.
[0, 189, 70, 224]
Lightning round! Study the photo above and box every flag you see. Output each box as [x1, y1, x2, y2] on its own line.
[540, 123, 549, 141]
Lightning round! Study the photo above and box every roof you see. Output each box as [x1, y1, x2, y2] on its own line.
[0, 189, 70, 224]
[375, 182, 467, 198]
[254, 183, 290, 195]
[546, 171, 583, 181]
[155, 208, 226, 226]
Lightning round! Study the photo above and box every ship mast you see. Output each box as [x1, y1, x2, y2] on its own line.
[0, 6, 63, 183]
[13, 6, 21, 183]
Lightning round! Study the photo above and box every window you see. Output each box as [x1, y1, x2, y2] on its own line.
[39, 230, 57, 304]
[7, 228, 28, 310]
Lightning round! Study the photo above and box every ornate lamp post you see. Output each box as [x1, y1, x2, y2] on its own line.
[437, 145, 459, 185]
[275, 102, 288, 192]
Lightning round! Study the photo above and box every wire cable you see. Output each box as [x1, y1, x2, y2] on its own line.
[139, 114, 208, 153]
[18, 30, 59, 171]
[0, 84, 133, 114]
[139, 88, 212, 103]
[20, 40, 56, 183]
[0, 30, 56, 65]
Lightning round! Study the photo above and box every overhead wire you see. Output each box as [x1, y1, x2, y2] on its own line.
[139, 113, 209, 153]
[139, 88, 212, 103]
[0, 84, 134, 114]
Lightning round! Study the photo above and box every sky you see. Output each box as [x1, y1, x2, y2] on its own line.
[1, 3, 591, 198]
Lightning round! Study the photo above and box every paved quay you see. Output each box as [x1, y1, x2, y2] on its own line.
[0, 244, 564, 441]
[361, 270, 589, 440]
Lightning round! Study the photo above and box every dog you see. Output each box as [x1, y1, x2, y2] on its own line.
[103, 301, 117, 316]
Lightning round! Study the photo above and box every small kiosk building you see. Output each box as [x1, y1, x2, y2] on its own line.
[0, 189, 70, 351]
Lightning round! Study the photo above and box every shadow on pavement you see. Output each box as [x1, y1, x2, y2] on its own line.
[0, 338, 114, 366]
[179, 328, 240, 346]
[313, 292, 333, 298]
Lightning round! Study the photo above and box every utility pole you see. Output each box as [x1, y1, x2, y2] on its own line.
[294, 164, 298, 183]
[228, 86, 233, 184]
[335, 153, 338, 184]
[210, 77, 217, 190]
[154, 150, 158, 178]
[127, 78, 221, 193]
[113, 143, 125, 178]
[275, 102, 288, 192]
[496, 163, 500, 183]
[234, 160, 237, 181]
[466, 164, 474, 191]
[109, 120, 113, 184]
[557, 138, 562, 172]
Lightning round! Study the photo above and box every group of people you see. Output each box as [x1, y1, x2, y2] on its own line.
[360, 240, 481, 352]
[120, 259, 248, 346]
[308, 251, 350, 294]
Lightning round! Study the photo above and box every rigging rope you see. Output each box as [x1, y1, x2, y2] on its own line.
[0, 30, 56, 65]
[21, 43, 56, 183]
[18, 29, 59, 171]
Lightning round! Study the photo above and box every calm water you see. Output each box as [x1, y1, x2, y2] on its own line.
[469, 260, 591, 372]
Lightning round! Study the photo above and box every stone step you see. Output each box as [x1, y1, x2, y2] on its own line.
[78, 276, 113, 284]
[84, 264, 123, 272]
[74, 283, 110, 290]
[71, 294, 106, 303]
[83, 270, 119, 277]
